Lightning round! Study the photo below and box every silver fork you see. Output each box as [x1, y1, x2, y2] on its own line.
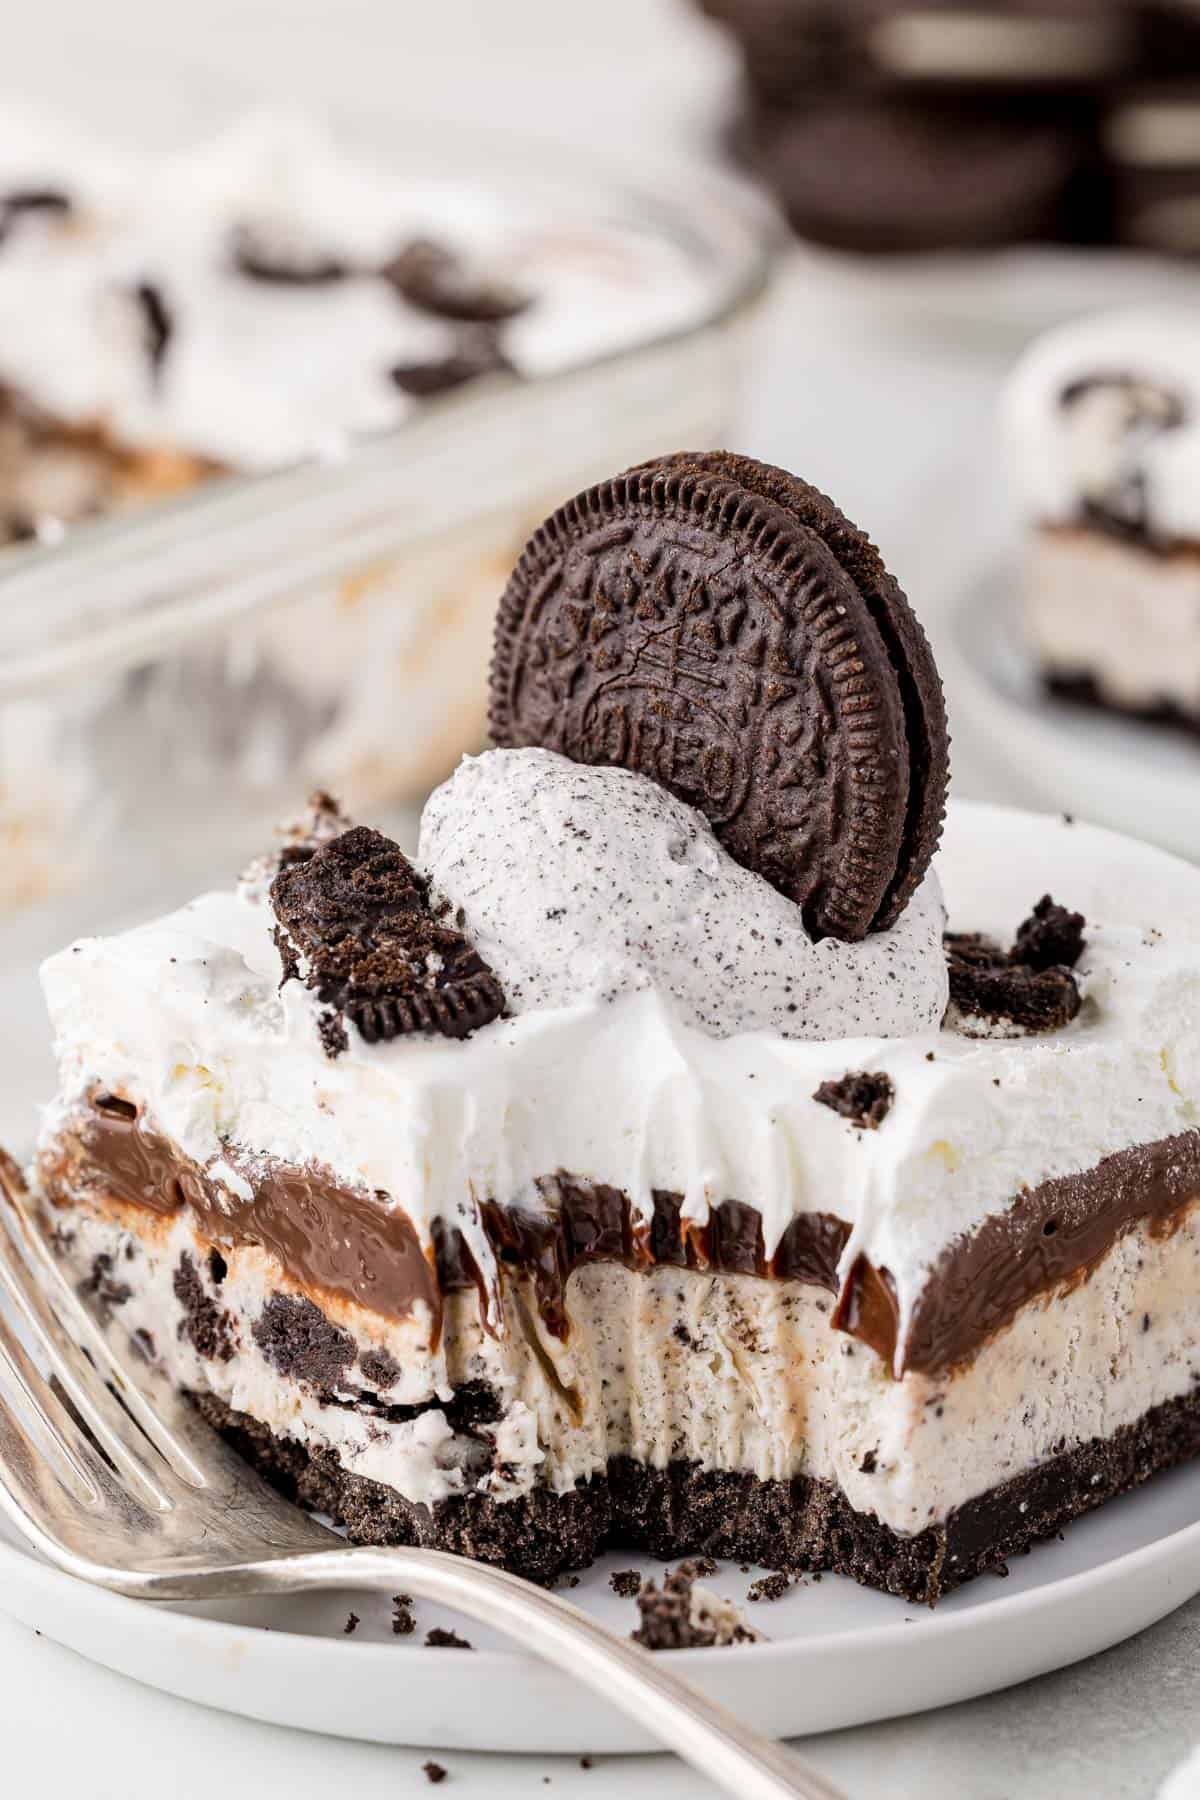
[0, 1165, 844, 1800]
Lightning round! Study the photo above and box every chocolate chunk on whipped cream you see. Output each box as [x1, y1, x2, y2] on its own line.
[419, 747, 948, 1040]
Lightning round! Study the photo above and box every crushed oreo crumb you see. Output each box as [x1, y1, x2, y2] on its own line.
[343, 1611, 360, 1636]
[382, 238, 530, 323]
[609, 1569, 642, 1598]
[318, 1011, 350, 1058]
[270, 824, 505, 1054]
[422, 1762, 448, 1785]
[633, 1561, 756, 1651]
[746, 1572, 793, 1603]
[813, 1070, 894, 1130]
[425, 1627, 473, 1649]
[392, 1593, 416, 1636]
[860, 1449, 878, 1474]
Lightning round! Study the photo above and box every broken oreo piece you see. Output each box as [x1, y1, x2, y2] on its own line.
[270, 824, 504, 1054]
[382, 238, 530, 324]
[813, 1070, 894, 1130]
[390, 327, 513, 399]
[946, 951, 1081, 1036]
[230, 221, 350, 286]
[490, 451, 949, 941]
[944, 894, 1087, 1036]
[1013, 894, 1086, 972]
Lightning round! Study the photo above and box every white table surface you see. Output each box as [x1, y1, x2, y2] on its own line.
[3, 2, 1197, 1794]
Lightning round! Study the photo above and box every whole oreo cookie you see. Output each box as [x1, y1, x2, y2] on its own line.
[270, 825, 504, 1053]
[489, 451, 949, 941]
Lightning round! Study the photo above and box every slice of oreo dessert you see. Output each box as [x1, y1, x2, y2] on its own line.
[22, 454, 1200, 1610]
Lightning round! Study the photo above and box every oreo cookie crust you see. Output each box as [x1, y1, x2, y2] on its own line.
[489, 452, 948, 940]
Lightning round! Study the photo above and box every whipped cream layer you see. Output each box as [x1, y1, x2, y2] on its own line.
[39, 798, 1200, 1369]
[1005, 305, 1200, 544]
[0, 110, 707, 472]
[419, 749, 949, 1039]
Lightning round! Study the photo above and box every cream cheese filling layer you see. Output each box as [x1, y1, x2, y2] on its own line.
[46, 1194, 1200, 1534]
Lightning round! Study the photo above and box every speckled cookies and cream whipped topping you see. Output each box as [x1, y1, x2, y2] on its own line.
[37, 791, 1200, 1374]
[0, 109, 707, 476]
[418, 749, 949, 1038]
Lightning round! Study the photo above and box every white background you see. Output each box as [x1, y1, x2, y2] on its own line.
[3, 1, 1197, 1793]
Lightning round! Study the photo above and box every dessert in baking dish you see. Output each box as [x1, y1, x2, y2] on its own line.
[0, 110, 719, 907]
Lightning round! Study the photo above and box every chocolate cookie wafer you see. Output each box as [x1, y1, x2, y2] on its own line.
[489, 452, 949, 941]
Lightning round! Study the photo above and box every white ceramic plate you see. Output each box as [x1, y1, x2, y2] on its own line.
[3, 1456, 1200, 1753]
[942, 565, 1200, 863]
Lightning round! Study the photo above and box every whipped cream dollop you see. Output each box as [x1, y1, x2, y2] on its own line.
[418, 748, 949, 1041]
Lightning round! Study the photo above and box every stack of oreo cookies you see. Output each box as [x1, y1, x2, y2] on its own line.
[701, 0, 1200, 254]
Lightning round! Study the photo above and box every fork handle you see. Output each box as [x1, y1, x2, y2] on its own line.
[178, 1545, 844, 1799]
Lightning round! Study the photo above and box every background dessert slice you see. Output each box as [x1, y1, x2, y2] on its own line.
[1005, 305, 1200, 734]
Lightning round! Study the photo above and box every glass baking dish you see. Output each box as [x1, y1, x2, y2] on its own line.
[0, 121, 771, 1147]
